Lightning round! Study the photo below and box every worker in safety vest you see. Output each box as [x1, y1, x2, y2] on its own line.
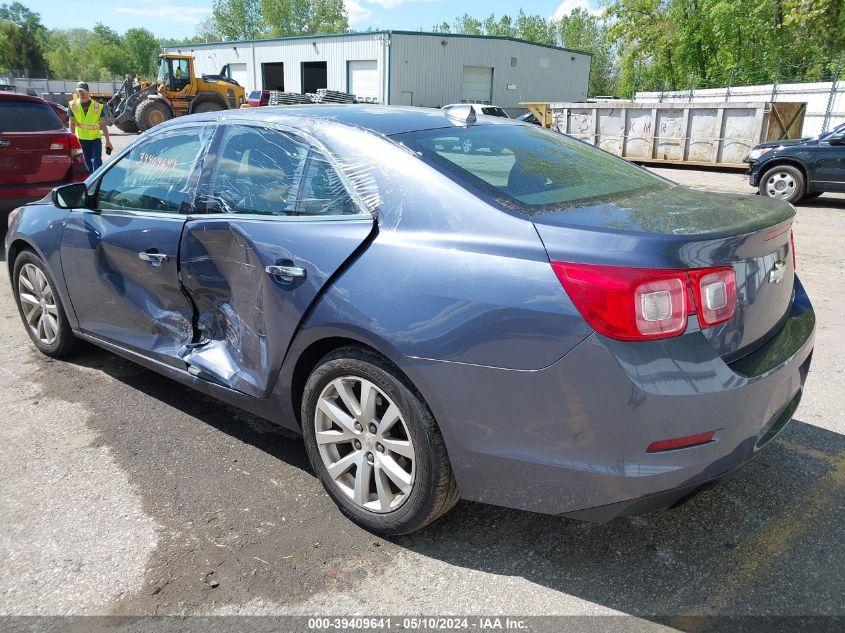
[67, 81, 113, 173]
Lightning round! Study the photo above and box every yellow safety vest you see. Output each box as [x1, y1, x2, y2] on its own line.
[70, 99, 103, 141]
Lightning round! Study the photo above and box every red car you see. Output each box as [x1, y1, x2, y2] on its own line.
[0, 92, 87, 213]
[247, 90, 271, 107]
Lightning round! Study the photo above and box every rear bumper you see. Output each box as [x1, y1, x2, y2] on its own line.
[0, 173, 86, 212]
[406, 277, 815, 519]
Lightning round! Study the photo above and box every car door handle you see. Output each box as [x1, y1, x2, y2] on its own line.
[265, 265, 306, 278]
[138, 251, 169, 263]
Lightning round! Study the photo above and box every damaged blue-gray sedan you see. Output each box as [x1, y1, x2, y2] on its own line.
[6, 105, 814, 534]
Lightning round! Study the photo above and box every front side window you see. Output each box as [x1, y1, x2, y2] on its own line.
[97, 126, 213, 213]
[206, 125, 360, 216]
[394, 124, 669, 213]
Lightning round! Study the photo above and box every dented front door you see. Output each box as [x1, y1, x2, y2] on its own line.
[178, 123, 374, 397]
[60, 125, 213, 365]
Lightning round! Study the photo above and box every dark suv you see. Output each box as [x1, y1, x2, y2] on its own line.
[745, 122, 845, 203]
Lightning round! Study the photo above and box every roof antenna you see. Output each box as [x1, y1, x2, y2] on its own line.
[445, 104, 476, 126]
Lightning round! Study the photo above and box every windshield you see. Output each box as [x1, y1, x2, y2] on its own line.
[156, 58, 168, 83]
[393, 124, 670, 213]
[817, 122, 845, 141]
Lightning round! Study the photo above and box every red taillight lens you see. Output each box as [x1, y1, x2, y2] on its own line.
[552, 262, 737, 341]
[68, 134, 85, 163]
[646, 430, 716, 453]
[689, 267, 736, 327]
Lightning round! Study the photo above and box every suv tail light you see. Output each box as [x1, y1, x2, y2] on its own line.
[68, 134, 85, 163]
[551, 262, 737, 341]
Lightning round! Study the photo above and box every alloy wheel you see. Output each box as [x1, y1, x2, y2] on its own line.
[765, 171, 796, 199]
[17, 263, 59, 345]
[314, 376, 416, 513]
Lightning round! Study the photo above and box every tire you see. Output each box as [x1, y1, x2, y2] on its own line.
[192, 101, 225, 114]
[135, 99, 172, 132]
[758, 164, 805, 203]
[301, 347, 459, 535]
[115, 119, 139, 134]
[12, 250, 81, 358]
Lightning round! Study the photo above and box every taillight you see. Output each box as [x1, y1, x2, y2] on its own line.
[689, 268, 736, 327]
[551, 262, 737, 341]
[68, 134, 85, 163]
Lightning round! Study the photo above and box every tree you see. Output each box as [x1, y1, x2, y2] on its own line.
[452, 14, 483, 35]
[307, 0, 349, 34]
[554, 8, 616, 96]
[0, 2, 47, 76]
[515, 10, 556, 46]
[212, 0, 266, 40]
[123, 28, 160, 78]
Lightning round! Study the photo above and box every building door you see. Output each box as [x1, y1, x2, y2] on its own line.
[348, 60, 378, 99]
[262, 62, 284, 90]
[302, 62, 327, 94]
[227, 63, 249, 89]
[460, 66, 493, 104]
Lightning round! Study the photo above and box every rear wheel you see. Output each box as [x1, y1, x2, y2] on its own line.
[135, 99, 172, 132]
[12, 250, 80, 358]
[759, 164, 805, 203]
[301, 347, 459, 535]
[192, 101, 225, 114]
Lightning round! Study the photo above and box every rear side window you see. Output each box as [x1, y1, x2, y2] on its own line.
[0, 101, 63, 132]
[206, 125, 360, 216]
[97, 126, 213, 213]
[394, 124, 668, 212]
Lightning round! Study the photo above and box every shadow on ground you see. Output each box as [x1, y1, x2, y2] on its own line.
[54, 343, 844, 626]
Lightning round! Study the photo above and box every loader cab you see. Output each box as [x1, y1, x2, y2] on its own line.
[157, 55, 193, 94]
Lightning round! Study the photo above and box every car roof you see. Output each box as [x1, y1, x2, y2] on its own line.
[184, 104, 519, 136]
[0, 91, 48, 104]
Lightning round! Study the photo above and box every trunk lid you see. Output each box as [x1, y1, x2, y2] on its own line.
[532, 186, 796, 358]
[0, 130, 74, 185]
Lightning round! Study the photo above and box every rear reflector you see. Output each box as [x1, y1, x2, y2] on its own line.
[551, 262, 736, 341]
[646, 431, 716, 453]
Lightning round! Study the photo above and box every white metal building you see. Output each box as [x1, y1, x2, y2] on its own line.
[163, 31, 591, 112]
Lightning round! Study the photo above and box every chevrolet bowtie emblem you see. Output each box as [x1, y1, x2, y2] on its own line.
[769, 260, 786, 284]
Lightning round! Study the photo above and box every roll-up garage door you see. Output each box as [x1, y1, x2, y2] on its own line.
[228, 63, 248, 89]
[460, 66, 493, 104]
[348, 60, 378, 99]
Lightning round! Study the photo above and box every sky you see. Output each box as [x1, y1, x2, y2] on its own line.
[22, 0, 603, 40]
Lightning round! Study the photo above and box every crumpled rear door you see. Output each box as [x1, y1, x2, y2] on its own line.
[179, 215, 374, 397]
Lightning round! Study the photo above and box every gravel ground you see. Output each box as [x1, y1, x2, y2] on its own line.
[1, 134, 844, 627]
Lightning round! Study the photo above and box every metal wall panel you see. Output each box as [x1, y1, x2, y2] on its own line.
[388, 33, 590, 110]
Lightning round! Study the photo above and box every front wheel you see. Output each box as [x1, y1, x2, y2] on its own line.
[12, 250, 81, 357]
[759, 164, 805, 203]
[301, 347, 459, 535]
[135, 99, 172, 132]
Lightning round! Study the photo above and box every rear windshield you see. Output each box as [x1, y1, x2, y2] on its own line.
[0, 101, 63, 132]
[393, 124, 670, 213]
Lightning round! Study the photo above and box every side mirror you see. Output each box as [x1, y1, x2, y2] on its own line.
[52, 183, 89, 209]
[828, 134, 845, 146]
